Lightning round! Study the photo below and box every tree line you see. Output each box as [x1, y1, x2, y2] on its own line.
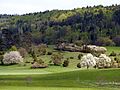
[0, 4, 120, 51]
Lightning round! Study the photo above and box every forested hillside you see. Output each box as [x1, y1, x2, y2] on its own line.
[0, 5, 120, 51]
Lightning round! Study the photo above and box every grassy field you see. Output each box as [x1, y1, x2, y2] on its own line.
[1, 86, 117, 90]
[1, 67, 119, 90]
[106, 46, 120, 54]
[0, 46, 120, 90]
[0, 69, 120, 90]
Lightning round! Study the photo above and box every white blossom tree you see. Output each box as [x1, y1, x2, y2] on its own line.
[80, 53, 96, 68]
[3, 51, 23, 65]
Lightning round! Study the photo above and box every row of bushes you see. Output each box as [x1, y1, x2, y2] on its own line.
[1, 44, 119, 69]
[30, 50, 120, 68]
[75, 36, 120, 46]
[0, 45, 70, 67]
[1, 49, 120, 69]
[0, 44, 48, 65]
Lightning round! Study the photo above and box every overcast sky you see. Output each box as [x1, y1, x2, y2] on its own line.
[0, 0, 120, 15]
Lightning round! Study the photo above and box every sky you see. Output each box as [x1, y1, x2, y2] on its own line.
[0, 0, 120, 15]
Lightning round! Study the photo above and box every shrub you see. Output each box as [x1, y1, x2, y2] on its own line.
[109, 51, 117, 56]
[47, 51, 52, 55]
[63, 59, 69, 67]
[31, 58, 48, 69]
[18, 47, 28, 58]
[37, 44, 47, 55]
[51, 53, 63, 66]
[113, 36, 120, 46]
[0, 55, 3, 65]
[78, 53, 83, 60]
[0, 51, 4, 65]
[31, 62, 48, 69]
[74, 40, 84, 46]
[30, 49, 38, 62]
[49, 60, 52, 64]
[95, 37, 115, 46]
[3, 51, 23, 65]
[36, 58, 44, 64]
[114, 57, 120, 63]
[70, 57, 74, 59]
[9, 46, 17, 51]
[77, 63, 81, 68]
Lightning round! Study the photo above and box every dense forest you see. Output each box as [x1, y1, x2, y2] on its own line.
[0, 4, 120, 51]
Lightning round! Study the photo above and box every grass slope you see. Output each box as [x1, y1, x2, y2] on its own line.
[0, 86, 117, 90]
[0, 69, 120, 90]
[106, 46, 120, 54]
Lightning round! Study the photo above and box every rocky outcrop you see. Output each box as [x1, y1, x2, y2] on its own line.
[31, 62, 48, 69]
[55, 43, 107, 54]
[81, 45, 107, 54]
[55, 43, 82, 52]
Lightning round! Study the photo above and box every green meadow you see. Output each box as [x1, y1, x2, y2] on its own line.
[0, 46, 120, 90]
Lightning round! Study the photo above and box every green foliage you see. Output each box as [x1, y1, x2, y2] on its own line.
[74, 40, 84, 46]
[37, 44, 47, 55]
[77, 63, 81, 68]
[36, 58, 44, 64]
[0, 55, 3, 64]
[18, 47, 28, 58]
[113, 36, 120, 46]
[47, 51, 52, 55]
[114, 57, 120, 63]
[21, 32, 33, 53]
[30, 49, 38, 62]
[51, 53, 63, 66]
[70, 57, 74, 59]
[9, 46, 17, 51]
[96, 37, 115, 46]
[80, 32, 90, 45]
[78, 53, 83, 60]
[57, 13, 67, 21]
[63, 59, 69, 67]
[0, 51, 4, 65]
[1, 5, 120, 48]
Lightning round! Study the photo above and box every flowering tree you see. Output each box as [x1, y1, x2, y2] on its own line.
[80, 53, 96, 68]
[3, 51, 23, 65]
